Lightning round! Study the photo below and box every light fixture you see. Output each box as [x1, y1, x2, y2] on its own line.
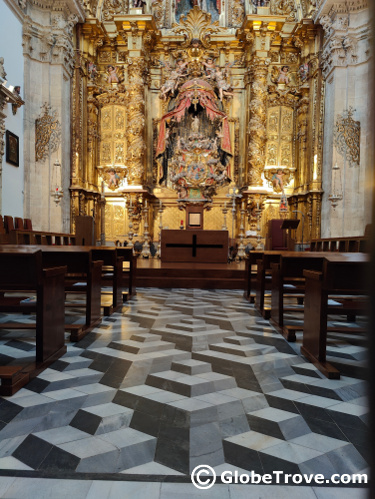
[328, 161, 343, 209]
[51, 159, 63, 205]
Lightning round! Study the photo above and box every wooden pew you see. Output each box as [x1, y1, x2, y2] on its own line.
[243, 251, 264, 303]
[33, 246, 103, 341]
[254, 251, 284, 318]
[270, 252, 329, 340]
[117, 247, 137, 300]
[0, 247, 67, 395]
[90, 247, 125, 315]
[301, 254, 369, 379]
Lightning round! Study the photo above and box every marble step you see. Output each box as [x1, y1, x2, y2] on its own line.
[13, 426, 156, 472]
[279, 373, 367, 401]
[26, 367, 103, 394]
[223, 430, 367, 476]
[209, 342, 276, 357]
[146, 370, 236, 397]
[246, 407, 311, 440]
[108, 339, 175, 354]
[69, 403, 134, 435]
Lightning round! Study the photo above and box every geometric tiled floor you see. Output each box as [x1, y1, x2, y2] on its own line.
[0, 288, 369, 497]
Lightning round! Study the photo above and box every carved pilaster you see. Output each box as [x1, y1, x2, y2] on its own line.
[247, 58, 268, 186]
[126, 56, 146, 185]
[87, 91, 100, 188]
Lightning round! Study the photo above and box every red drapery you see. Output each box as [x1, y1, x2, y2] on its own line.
[156, 80, 232, 157]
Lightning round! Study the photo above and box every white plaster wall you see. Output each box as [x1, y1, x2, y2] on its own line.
[0, 3, 24, 217]
[321, 12, 372, 238]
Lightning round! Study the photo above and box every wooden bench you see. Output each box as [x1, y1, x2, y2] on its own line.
[243, 251, 264, 304]
[301, 254, 369, 379]
[254, 251, 284, 318]
[90, 247, 125, 315]
[117, 247, 137, 300]
[310, 236, 369, 253]
[270, 252, 330, 340]
[33, 246, 103, 341]
[0, 247, 67, 395]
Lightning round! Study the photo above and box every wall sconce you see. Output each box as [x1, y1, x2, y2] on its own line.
[51, 159, 63, 205]
[328, 161, 343, 209]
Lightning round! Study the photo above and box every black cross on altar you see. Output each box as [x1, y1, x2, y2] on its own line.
[166, 234, 224, 257]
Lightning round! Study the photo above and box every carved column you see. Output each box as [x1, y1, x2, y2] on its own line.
[0, 95, 6, 212]
[126, 57, 146, 185]
[87, 90, 99, 189]
[247, 58, 268, 186]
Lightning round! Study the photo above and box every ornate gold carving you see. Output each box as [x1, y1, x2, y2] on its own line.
[247, 59, 268, 186]
[101, 142, 112, 163]
[171, 6, 224, 48]
[101, 0, 128, 21]
[126, 57, 146, 184]
[334, 107, 360, 167]
[35, 103, 62, 162]
[230, 0, 245, 28]
[265, 106, 294, 171]
[152, 0, 165, 28]
[270, 0, 297, 21]
[264, 168, 293, 192]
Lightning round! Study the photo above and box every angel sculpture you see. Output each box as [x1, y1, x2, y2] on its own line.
[214, 61, 238, 100]
[159, 59, 188, 100]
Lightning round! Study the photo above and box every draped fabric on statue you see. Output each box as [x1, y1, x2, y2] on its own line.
[156, 79, 232, 157]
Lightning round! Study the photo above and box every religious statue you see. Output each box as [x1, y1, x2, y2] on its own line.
[272, 169, 284, 192]
[107, 168, 120, 188]
[0, 57, 7, 82]
[88, 61, 98, 81]
[107, 65, 119, 84]
[159, 59, 188, 100]
[277, 66, 290, 85]
[299, 62, 309, 83]
[202, 57, 216, 79]
[214, 66, 234, 101]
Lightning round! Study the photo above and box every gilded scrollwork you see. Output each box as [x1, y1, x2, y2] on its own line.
[101, 0, 128, 21]
[270, 0, 297, 21]
[171, 6, 225, 49]
[35, 103, 62, 162]
[334, 107, 360, 167]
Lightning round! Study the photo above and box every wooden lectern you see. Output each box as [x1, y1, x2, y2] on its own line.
[281, 219, 300, 251]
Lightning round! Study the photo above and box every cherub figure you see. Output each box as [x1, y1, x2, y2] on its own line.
[272, 169, 284, 192]
[107, 65, 119, 84]
[277, 66, 290, 85]
[159, 59, 188, 99]
[214, 67, 234, 101]
[203, 57, 216, 79]
[108, 168, 120, 188]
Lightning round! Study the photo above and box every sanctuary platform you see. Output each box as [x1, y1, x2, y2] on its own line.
[135, 260, 246, 289]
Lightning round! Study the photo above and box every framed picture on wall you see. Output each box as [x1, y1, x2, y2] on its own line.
[5, 130, 19, 166]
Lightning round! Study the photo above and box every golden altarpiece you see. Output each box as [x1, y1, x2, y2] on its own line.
[71, 0, 323, 249]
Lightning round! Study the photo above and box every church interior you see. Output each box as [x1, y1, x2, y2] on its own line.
[0, 0, 373, 496]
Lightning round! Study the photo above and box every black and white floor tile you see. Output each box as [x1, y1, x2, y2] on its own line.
[0, 289, 369, 498]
